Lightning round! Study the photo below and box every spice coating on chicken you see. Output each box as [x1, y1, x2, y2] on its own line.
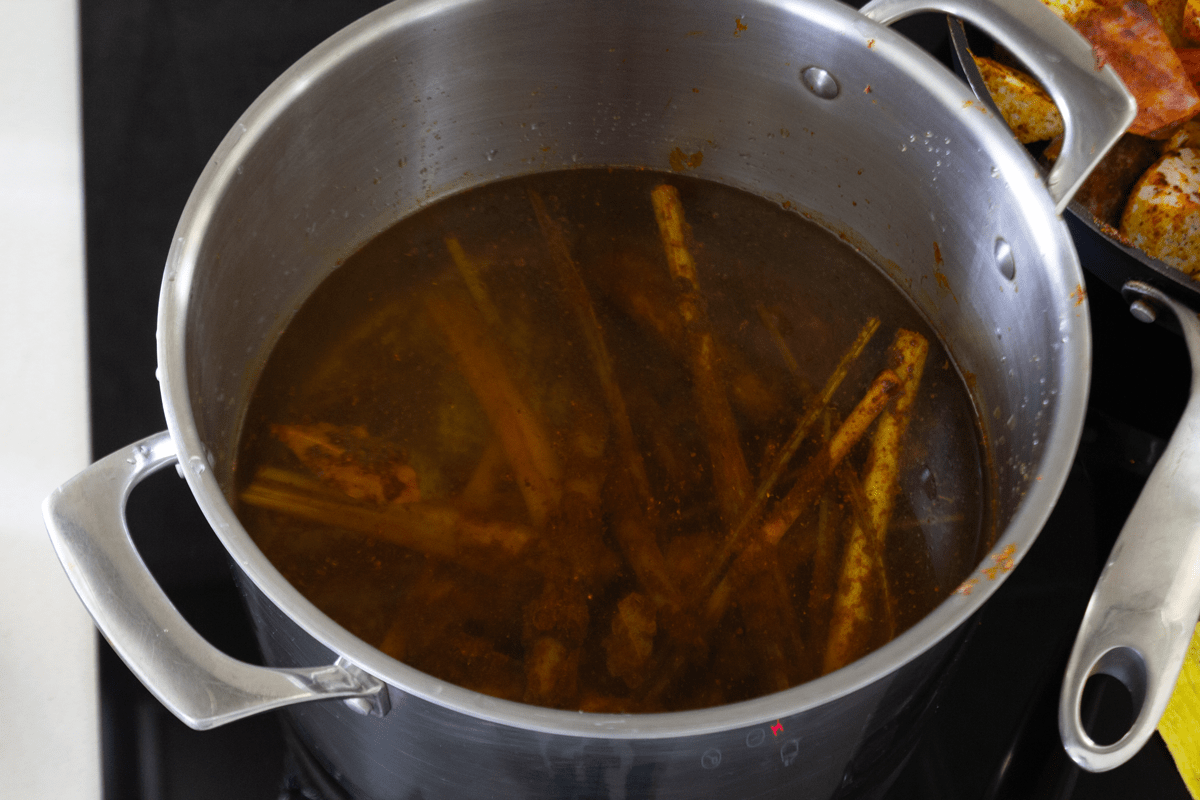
[1121, 147, 1200, 274]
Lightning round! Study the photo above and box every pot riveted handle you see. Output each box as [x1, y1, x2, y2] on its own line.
[1058, 282, 1200, 771]
[859, 0, 1136, 214]
[42, 430, 391, 730]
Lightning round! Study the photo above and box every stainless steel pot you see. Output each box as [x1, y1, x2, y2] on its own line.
[44, 0, 1136, 797]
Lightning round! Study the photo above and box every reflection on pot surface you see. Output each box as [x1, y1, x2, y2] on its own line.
[234, 168, 987, 713]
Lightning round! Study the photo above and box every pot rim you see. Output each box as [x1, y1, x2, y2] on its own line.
[156, 0, 1090, 739]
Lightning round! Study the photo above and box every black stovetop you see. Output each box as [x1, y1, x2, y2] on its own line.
[80, 3, 1194, 798]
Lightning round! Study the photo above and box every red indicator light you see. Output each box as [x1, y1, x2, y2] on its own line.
[771, 721, 783, 737]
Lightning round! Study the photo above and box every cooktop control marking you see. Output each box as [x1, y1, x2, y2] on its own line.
[771, 720, 784, 737]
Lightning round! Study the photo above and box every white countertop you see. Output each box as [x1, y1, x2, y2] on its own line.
[0, 1, 100, 798]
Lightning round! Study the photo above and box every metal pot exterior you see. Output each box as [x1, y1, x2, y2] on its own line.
[56, 0, 1114, 796]
[241, 571, 970, 799]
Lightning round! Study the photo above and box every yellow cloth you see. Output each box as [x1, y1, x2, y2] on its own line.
[1160, 622, 1200, 799]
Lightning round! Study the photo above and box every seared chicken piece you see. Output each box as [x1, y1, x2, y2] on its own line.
[974, 55, 1064, 144]
[1074, 1, 1200, 139]
[1121, 147, 1200, 275]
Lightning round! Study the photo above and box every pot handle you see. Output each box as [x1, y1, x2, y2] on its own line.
[42, 430, 391, 730]
[859, 0, 1136, 215]
[1058, 282, 1200, 771]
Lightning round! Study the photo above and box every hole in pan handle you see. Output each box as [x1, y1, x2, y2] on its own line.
[859, 0, 1135, 214]
[1058, 280, 1200, 771]
[42, 430, 391, 730]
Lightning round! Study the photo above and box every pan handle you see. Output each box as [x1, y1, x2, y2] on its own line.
[859, 0, 1136, 214]
[42, 431, 391, 730]
[1058, 281, 1200, 771]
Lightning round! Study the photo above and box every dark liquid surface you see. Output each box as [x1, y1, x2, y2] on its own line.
[234, 168, 987, 712]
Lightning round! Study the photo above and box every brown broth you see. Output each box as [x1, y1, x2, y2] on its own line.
[234, 169, 987, 712]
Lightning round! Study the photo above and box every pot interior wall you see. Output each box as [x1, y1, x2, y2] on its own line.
[166, 0, 1086, 613]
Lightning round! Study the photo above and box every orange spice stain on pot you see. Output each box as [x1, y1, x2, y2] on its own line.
[962, 99, 991, 116]
[955, 541, 1018, 595]
[933, 271, 955, 300]
[734, 17, 747, 35]
[1071, 283, 1087, 307]
[669, 147, 704, 172]
[954, 577, 980, 596]
[931, 242, 959, 304]
[982, 543, 1018, 580]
